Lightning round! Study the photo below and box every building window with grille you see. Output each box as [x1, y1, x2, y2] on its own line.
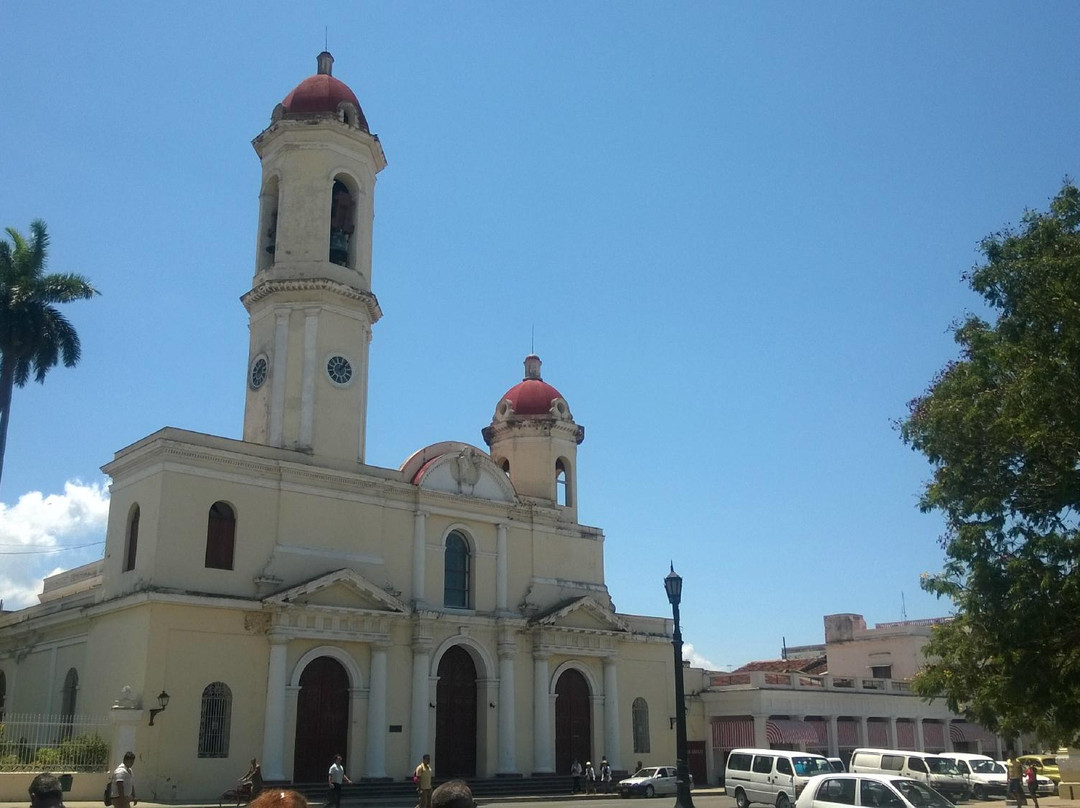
[444, 530, 470, 609]
[632, 697, 650, 753]
[205, 502, 236, 570]
[198, 682, 232, 758]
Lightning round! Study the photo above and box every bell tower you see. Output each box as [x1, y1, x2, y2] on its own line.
[241, 52, 387, 463]
[483, 355, 585, 519]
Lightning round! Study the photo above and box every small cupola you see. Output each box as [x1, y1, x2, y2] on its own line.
[483, 356, 584, 515]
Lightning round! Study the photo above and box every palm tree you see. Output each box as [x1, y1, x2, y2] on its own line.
[0, 220, 99, 491]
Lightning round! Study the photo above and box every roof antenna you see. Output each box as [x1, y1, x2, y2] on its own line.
[531, 324, 535, 355]
[901, 591, 908, 621]
[325, 26, 328, 52]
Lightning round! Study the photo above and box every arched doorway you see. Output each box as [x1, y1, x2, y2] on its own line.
[435, 645, 477, 777]
[555, 668, 591, 775]
[293, 656, 350, 782]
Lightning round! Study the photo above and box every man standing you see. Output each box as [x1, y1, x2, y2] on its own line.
[600, 758, 612, 794]
[415, 754, 433, 808]
[327, 754, 351, 808]
[28, 773, 65, 808]
[570, 759, 583, 794]
[1006, 752, 1025, 806]
[111, 752, 137, 808]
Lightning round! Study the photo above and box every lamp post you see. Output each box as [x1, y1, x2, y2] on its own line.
[664, 563, 695, 808]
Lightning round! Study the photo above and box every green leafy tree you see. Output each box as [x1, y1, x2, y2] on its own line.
[0, 220, 98, 491]
[900, 181, 1080, 746]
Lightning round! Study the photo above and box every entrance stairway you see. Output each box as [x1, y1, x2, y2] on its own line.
[289, 775, 606, 806]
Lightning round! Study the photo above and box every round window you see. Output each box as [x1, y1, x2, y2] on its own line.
[326, 355, 353, 385]
[249, 356, 268, 389]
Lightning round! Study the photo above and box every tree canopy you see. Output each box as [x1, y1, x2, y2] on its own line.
[0, 220, 99, 491]
[900, 181, 1080, 746]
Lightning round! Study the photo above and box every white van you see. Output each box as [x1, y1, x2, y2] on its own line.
[849, 748, 970, 801]
[725, 749, 833, 808]
[943, 752, 1006, 800]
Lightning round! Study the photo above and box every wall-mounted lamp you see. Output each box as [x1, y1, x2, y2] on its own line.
[148, 691, 170, 726]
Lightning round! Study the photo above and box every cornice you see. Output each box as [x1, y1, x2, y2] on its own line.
[242, 278, 382, 323]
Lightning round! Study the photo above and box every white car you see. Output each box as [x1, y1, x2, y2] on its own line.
[616, 766, 692, 798]
[795, 773, 953, 808]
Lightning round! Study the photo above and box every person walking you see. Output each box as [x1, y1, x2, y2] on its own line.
[327, 754, 351, 808]
[571, 759, 583, 794]
[1006, 752, 1025, 806]
[414, 754, 434, 808]
[111, 752, 138, 808]
[600, 758, 612, 794]
[28, 773, 65, 808]
[1025, 763, 1040, 808]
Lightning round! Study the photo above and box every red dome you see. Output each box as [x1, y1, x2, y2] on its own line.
[501, 378, 565, 416]
[280, 52, 369, 131]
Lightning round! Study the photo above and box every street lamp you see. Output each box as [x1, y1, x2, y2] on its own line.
[664, 563, 695, 808]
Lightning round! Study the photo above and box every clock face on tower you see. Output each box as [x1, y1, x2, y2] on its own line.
[326, 354, 353, 385]
[249, 355, 268, 389]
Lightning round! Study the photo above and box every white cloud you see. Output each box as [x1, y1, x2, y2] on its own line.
[682, 642, 718, 670]
[0, 480, 109, 610]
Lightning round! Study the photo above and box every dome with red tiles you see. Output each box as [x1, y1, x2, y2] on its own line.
[498, 355, 567, 417]
[280, 51, 369, 132]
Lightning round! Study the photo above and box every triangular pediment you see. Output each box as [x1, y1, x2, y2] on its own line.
[263, 569, 408, 614]
[529, 596, 630, 633]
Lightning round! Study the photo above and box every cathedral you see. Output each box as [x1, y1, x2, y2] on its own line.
[0, 53, 677, 800]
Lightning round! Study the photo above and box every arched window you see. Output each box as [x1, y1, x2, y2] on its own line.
[205, 502, 236, 570]
[60, 668, 78, 739]
[444, 530, 470, 609]
[500, 458, 510, 476]
[556, 458, 571, 507]
[258, 177, 279, 270]
[0, 669, 7, 720]
[198, 682, 232, 758]
[329, 179, 356, 267]
[123, 505, 139, 572]
[632, 697, 650, 754]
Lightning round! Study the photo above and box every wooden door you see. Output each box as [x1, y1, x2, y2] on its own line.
[687, 741, 708, 787]
[435, 646, 477, 777]
[293, 656, 350, 783]
[555, 669, 591, 776]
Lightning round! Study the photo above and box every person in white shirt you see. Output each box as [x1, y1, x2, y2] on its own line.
[327, 754, 351, 808]
[111, 752, 137, 808]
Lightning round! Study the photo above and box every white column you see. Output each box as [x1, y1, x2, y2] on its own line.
[752, 714, 769, 749]
[858, 716, 869, 747]
[410, 640, 432, 768]
[262, 636, 289, 781]
[299, 307, 319, 448]
[603, 657, 621, 770]
[533, 652, 553, 773]
[412, 511, 427, 606]
[495, 523, 508, 612]
[269, 310, 289, 445]
[108, 706, 144, 763]
[887, 717, 898, 748]
[827, 715, 839, 758]
[915, 717, 925, 752]
[365, 643, 389, 778]
[498, 645, 517, 774]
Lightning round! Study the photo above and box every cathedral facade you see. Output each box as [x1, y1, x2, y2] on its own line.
[0, 53, 677, 800]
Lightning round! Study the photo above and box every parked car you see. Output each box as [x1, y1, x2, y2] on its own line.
[616, 766, 693, 798]
[849, 748, 969, 802]
[828, 758, 848, 773]
[725, 748, 834, 808]
[1017, 756, 1061, 793]
[943, 754, 1006, 800]
[795, 773, 954, 808]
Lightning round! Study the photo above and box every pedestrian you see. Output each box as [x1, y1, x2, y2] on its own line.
[432, 780, 476, 808]
[327, 754, 351, 808]
[28, 772, 65, 808]
[242, 757, 264, 801]
[111, 752, 138, 808]
[584, 761, 596, 794]
[1025, 764, 1040, 808]
[571, 759, 582, 794]
[414, 753, 434, 808]
[1006, 752, 1025, 806]
[635, 761, 643, 775]
[600, 758, 612, 794]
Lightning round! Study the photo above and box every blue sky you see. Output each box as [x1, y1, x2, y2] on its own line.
[2, 2, 1079, 668]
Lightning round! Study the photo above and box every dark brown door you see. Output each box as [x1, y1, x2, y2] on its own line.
[293, 656, 350, 783]
[687, 741, 707, 786]
[555, 669, 591, 775]
[435, 646, 477, 777]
